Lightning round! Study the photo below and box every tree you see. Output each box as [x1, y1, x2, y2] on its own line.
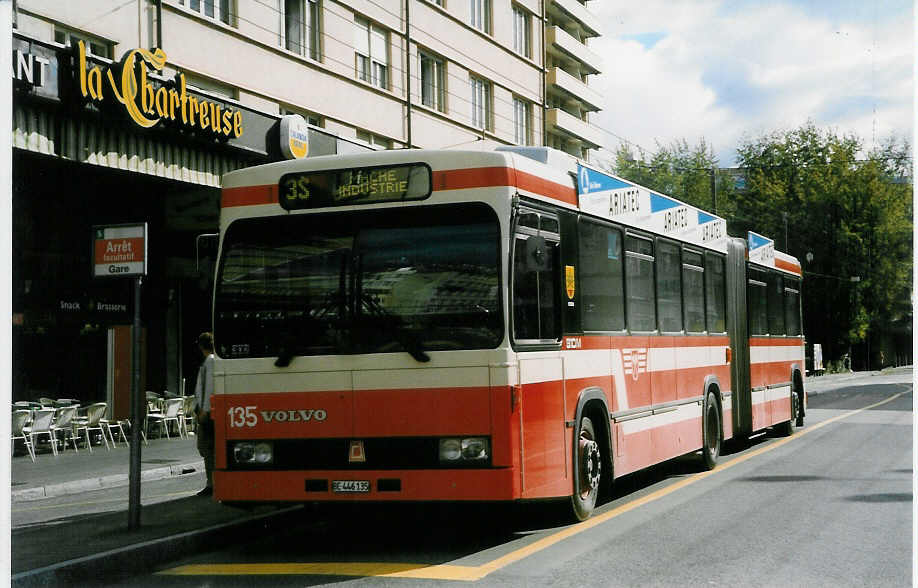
[733, 124, 912, 367]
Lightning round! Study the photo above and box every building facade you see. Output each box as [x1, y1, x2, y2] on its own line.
[11, 0, 602, 414]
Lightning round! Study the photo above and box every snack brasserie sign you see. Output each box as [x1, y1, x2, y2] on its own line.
[76, 40, 243, 139]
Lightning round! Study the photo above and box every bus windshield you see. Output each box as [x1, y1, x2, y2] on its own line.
[214, 203, 503, 360]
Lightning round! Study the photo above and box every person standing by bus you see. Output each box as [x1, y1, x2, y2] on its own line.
[194, 332, 215, 496]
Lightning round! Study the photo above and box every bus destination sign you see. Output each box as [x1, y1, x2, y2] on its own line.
[279, 163, 431, 210]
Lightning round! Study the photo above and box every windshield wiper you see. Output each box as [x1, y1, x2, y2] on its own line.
[358, 291, 430, 363]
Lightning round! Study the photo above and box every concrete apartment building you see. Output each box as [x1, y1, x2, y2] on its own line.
[10, 0, 602, 413]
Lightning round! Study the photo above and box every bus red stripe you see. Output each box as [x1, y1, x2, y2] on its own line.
[775, 258, 802, 275]
[222, 185, 277, 208]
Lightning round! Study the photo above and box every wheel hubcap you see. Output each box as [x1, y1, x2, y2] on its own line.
[580, 437, 601, 496]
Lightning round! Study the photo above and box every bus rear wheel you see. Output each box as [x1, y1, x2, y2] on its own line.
[776, 389, 798, 437]
[701, 391, 721, 470]
[571, 416, 601, 521]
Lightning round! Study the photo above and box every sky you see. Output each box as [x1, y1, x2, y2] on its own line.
[590, 0, 914, 167]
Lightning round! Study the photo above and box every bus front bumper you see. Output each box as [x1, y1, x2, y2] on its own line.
[214, 468, 518, 502]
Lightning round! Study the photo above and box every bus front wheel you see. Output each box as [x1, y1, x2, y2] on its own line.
[571, 415, 601, 521]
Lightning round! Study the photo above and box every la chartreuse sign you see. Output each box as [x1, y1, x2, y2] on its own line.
[76, 40, 243, 138]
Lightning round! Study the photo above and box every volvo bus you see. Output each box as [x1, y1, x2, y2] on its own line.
[209, 146, 805, 521]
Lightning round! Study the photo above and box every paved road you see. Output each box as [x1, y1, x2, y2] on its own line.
[78, 372, 913, 586]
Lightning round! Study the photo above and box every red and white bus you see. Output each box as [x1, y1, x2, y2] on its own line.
[210, 146, 805, 520]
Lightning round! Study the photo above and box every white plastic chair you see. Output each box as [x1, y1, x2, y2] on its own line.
[12, 409, 35, 462]
[51, 405, 80, 452]
[23, 408, 57, 457]
[149, 398, 185, 439]
[73, 403, 110, 452]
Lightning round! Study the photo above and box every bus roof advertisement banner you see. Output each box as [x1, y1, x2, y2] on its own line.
[747, 231, 775, 267]
[576, 164, 728, 252]
[93, 223, 147, 278]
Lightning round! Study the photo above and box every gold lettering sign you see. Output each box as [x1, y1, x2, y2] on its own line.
[77, 41, 243, 138]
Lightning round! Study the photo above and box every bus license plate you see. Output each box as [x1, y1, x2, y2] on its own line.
[332, 480, 370, 493]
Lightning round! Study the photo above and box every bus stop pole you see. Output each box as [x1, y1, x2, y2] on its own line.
[128, 275, 143, 530]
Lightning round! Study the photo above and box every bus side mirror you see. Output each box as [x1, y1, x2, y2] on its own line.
[525, 236, 550, 272]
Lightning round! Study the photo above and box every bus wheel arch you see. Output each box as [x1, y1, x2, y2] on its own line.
[570, 389, 613, 521]
[700, 378, 723, 470]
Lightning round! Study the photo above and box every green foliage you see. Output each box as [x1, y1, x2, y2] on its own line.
[610, 124, 913, 364]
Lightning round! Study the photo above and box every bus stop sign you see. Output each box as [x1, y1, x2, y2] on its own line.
[93, 223, 147, 277]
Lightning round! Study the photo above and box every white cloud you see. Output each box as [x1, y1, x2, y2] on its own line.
[592, 0, 913, 166]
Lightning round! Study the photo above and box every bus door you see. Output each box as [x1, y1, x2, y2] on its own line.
[512, 207, 566, 498]
[725, 238, 752, 438]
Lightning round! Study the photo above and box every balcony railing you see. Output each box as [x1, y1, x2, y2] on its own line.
[547, 67, 602, 112]
[549, 0, 601, 38]
[545, 26, 603, 75]
[546, 108, 603, 149]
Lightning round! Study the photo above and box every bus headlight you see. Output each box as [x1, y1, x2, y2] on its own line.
[233, 441, 273, 465]
[439, 437, 489, 463]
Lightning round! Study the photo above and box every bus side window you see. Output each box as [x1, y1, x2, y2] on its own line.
[512, 210, 561, 343]
[747, 267, 768, 336]
[625, 234, 656, 332]
[705, 252, 726, 333]
[767, 271, 786, 335]
[578, 220, 624, 331]
[784, 277, 801, 336]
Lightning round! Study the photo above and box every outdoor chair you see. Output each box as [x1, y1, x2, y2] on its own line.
[101, 413, 127, 447]
[72, 403, 110, 452]
[181, 395, 196, 436]
[148, 397, 185, 439]
[23, 408, 57, 457]
[11, 409, 35, 462]
[51, 405, 80, 452]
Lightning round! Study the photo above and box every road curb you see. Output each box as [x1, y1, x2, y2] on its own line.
[11, 505, 303, 587]
[11, 459, 204, 503]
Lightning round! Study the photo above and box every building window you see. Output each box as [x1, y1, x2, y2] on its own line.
[513, 97, 531, 145]
[470, 0, 490, 33]
[354, 17, 389, 89]
[470, 76, 491, 130]
[512, 5, 531, 58]
[180, 0, 233, 25]
[280, 107, 323, 127]
[54, 28, 112, 58]
[182, 72, 237, 99]
[357, 129, 392, 150]
[284, 0, 320, 60]
[419, 51, 446, 112]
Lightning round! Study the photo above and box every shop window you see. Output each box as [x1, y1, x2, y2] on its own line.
[54, 28, 112, 58]
[182, 73, 237, 99]
[284, 0, 320, 60]
[179, 0, 234, 25]
[279, 107, 322, 127]
[354, 17, 389, 89]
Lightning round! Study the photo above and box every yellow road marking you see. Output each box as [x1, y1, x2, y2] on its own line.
[159, 390, 908, 581]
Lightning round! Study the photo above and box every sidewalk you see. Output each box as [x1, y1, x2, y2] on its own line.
[11, 433, 203, 502]
[10, 432, 294, 586]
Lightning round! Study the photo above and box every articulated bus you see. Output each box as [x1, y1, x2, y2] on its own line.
[210, 146, 805, 520]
